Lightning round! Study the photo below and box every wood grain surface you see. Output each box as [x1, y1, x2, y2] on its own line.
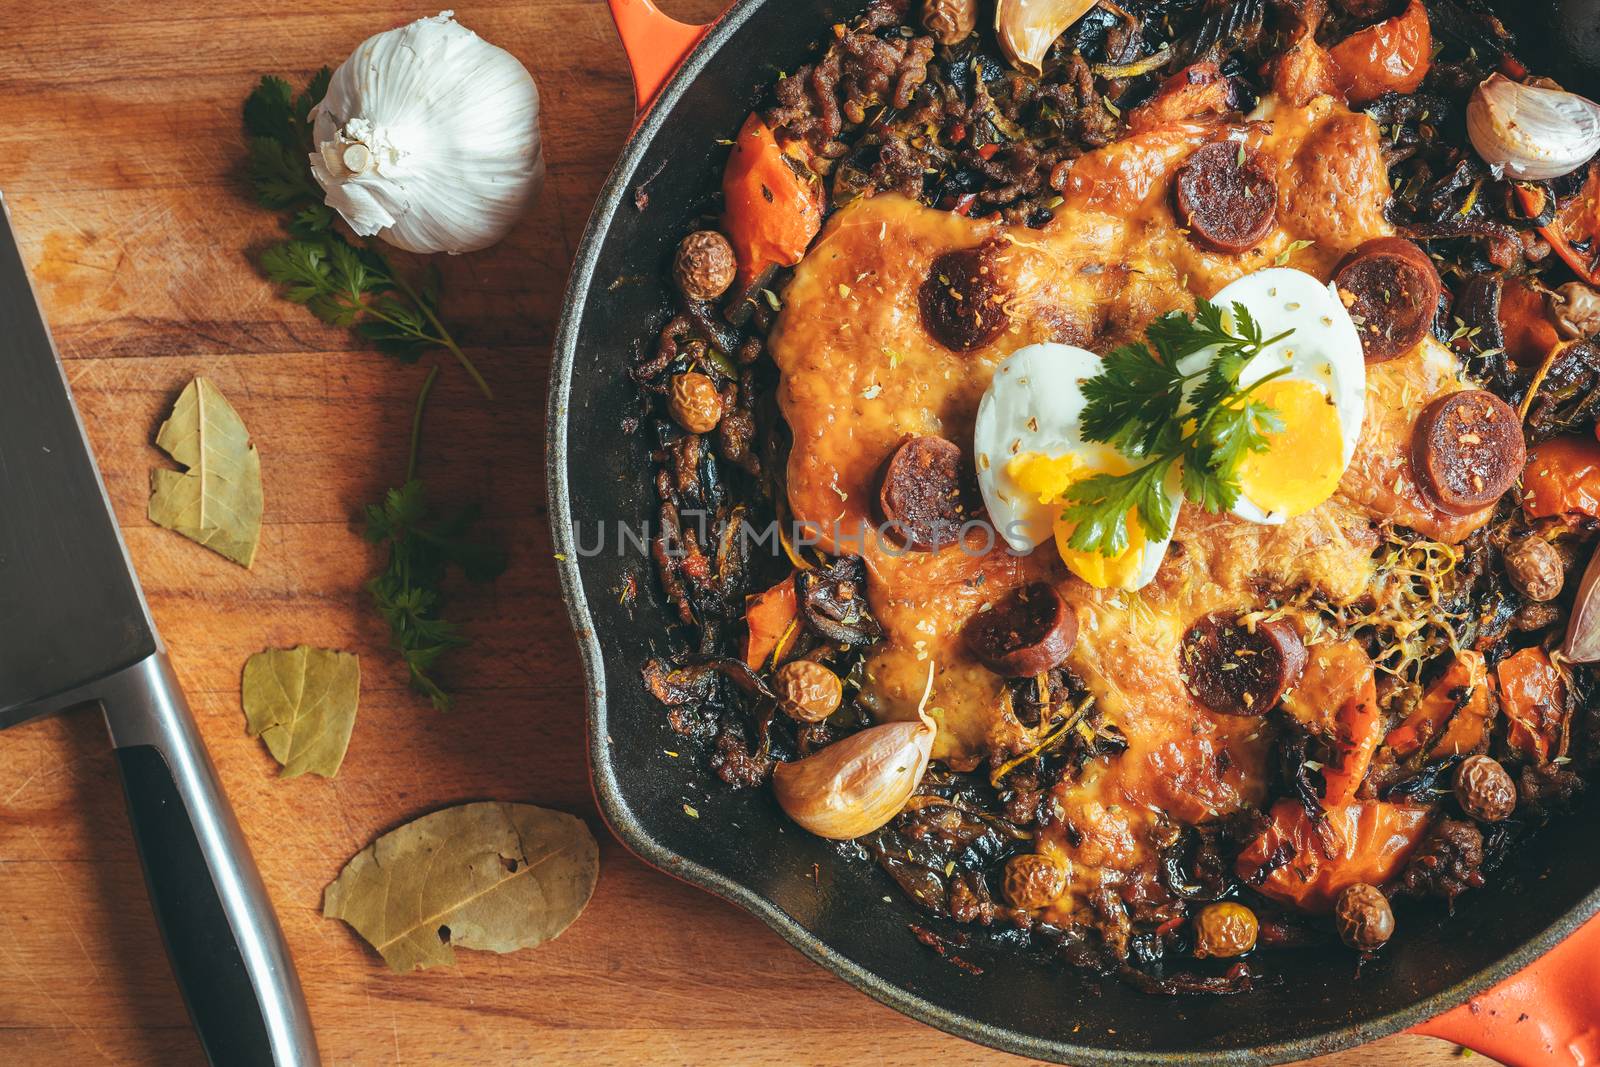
[0, 2, 1486, 1064]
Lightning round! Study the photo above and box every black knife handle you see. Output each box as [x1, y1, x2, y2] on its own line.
[101, 654, 319, 1067]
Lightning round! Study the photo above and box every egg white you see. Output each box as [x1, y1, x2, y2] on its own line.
[973, 342, 1182, 588]
[1185, 268, 1367, 525]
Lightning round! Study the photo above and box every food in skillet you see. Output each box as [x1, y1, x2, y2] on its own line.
[633, 0, 1600, 990]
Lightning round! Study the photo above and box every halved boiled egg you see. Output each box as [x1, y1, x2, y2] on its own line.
[1186, 268, 1367, 524]
[974, 343, 1183, 591]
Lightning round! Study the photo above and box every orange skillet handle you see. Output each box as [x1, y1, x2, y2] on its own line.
[1408, 913, 1600, 1065]
[607, 0, 712, 116]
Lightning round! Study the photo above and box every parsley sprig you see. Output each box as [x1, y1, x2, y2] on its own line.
[1062, 300, 1293, 556]
[243, 73, 491, 399]
[364, 368, 508, 711]
[243, 71, 504, 709]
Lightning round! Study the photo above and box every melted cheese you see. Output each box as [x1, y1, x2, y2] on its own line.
[765, 92, 1475, 917]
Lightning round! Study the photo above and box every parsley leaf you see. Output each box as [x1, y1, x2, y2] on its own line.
[364, 368, 507, 711]
[243, 70, 331, 209]
[1078, 339, 1184, 457]
[243, 70, 491, 398]
[242, 71, 503, 709]
[248, 137, 321, 209]
[1065, 299, 1294, 555]
[1060, 459, 1178, 556]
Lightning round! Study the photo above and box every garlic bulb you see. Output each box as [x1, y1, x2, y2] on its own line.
[773, 664, 938, 840]
[1466, 74, 1600, 181]
[997, 0, 1100, 75]
[309, 12, 544, 254]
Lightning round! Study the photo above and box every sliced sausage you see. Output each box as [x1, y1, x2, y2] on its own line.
[1173, 141, 1278, 255]
[878, 435, 982, 550]
[1180, 613, 1307, 717]
[919, 243, 1010, 352]
[1411, 389, 1526, 514]
[966, 582, 1079, 677]
[1333, 237, 1443, 363]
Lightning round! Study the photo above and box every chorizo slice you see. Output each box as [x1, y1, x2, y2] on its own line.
[966, 582, 1078, 677]
[1173, 141, 1278, 255]
[918, 242, 1009, 352]
[1410, 389, 1526, 514]
[1333, 237, 1443, 363]
[878, 435, 981, 551]
[1180, 613, 1306, 717]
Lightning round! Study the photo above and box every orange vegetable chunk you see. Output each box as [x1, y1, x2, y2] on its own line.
[743, 574, 799, 668]
[1523, 435, 1600, 520]
[1236, 799, 1434, 912]
[1385, 651, 1490, 759]
[1328, 0, 1432, 105]
[721, 114, 824, 288]
[1496, 646, 1567, 762]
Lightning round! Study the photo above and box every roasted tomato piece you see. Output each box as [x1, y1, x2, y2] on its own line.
[1524, 434, 1600, 519]
[1496, 647, 1568, 762]
[1385, 651, 1492, 760]
[1129, 62, 1235, 130]
[742, 573, 799, 668]
[1236, 799, 1434, 912]
[1282, 639, 1381, 805]
[721, 113, 824, 288]
[1327, 0, 1432, 105]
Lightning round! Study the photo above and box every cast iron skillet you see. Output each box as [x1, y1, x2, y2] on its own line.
[550, 2, 1600, 1061]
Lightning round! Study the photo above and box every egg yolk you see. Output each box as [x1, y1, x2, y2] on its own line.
[1234, 378, 1345, 519]
[1007, 452, 1148, 589]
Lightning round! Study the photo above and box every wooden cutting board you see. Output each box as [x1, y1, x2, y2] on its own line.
[0, 2, 1475, 1063]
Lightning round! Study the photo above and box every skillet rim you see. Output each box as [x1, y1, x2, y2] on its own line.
[546, 1, 1600, 1061]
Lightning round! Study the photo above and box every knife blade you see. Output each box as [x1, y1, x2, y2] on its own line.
[0, 201, 155, 724]
[0, 192, 319, 1067]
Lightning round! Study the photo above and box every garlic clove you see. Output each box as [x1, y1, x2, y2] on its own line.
[1467, 74, 1600, 181]
[1552, 281, 1600, 340]
[996, 0, 1100, 75]
[772, 663, 937, 840]
[320, 177, 398, 237]
[1564, 542, 1600, 663]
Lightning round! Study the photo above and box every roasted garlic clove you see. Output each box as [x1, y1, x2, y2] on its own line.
[1466, 74, 1600, 181]
[772, 664, 937, 839]
[1552, 282, 1600, 340]
[1563, 543, 1600, 663]
[996, 0, 1100, 75]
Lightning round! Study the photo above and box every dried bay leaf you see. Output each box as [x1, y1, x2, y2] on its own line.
[324, 801, 599, 972]
[148, 376, 263, 567]
[242, 646, 360, 778]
